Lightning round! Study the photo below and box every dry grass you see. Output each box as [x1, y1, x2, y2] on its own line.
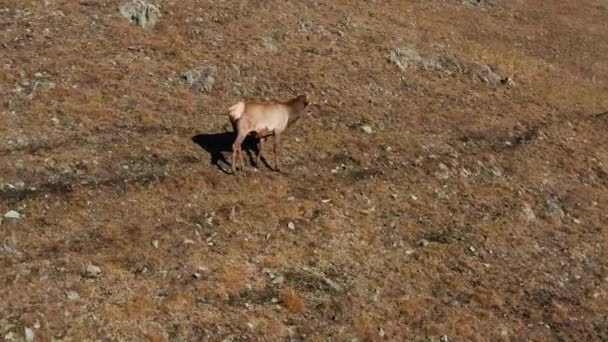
[1, 0, 607, 340]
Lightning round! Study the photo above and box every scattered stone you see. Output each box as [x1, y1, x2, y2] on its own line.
[152, 240, 159, 248]
[361, 125, 373, 134]
[4, 210, 21, 220]
[183, 238, 195, 245]
[417, 239, 430, 247]
[322, 276, 342, 292]
[84, 263, 102, 278]
[66, 290, 80, 301]
[387, 47, 442, 71]
[472, 64, 501, 84]
[119, 0, 160, 29]
[24, 327, 34, 342]
[461, 0, 496, 10]
[434, 163, 451, 180]
[521, 202, 536, 222]
[469, 246, 477, 253]
[501, 76, 515, 86]
[192, 272, 202, 279]
[440, 335, 449, 342]
[287, 221, 295, 230]
[545, 197, 565, 219]
[181, 65, 217, 93]
[370, 288, 381, 302]
[271, 275, 285, 284]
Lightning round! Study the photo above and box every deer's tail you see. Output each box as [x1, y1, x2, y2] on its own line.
[228, 101, 245, 121]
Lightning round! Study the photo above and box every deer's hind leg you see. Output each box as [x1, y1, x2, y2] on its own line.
[231, 131, 248, 174]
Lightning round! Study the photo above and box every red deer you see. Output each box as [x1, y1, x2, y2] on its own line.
[228, 94, 311, 173]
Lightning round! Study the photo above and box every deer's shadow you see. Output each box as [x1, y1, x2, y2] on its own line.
[192, 132, 272, 173]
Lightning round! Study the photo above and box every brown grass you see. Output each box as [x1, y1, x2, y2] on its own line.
[280, 289, 306, 314]
[1, 0, 607, 340]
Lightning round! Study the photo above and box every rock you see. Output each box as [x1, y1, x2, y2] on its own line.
[287, 221, 295, 230]
[370, 288, 381, 302]
[440, 335, 449, 342]
[119, 0, 160, 29]
[417, 239, 430, 247]
[152, 240, 159, 248]
[469, 246, 477, 253]
[434, 163, 451, 180]
[24, 327, 34, 342]
[501, 76, 515, 86]
[271, 275, 285, 284]
[66, 290, 80, 300]
[84, 263, 102, 278]
[181, 65, 217, 93]
[322, 276, 342, 292]
[4, 210, 21, 220]
[387, 47, 442, 71]
[545, 197, 565, 219]
[521, 202, 536, 221]
[472, 64, 501, 84]
[461, 0, 496, 10]
[361, 125, 373, 134]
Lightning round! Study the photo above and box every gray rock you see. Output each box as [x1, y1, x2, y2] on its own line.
[462, 0, 496, 10]
[521, 202, 536, 221]
[287, 221, 295, 230]
[181, 65, 217, 93]
[361, 125, 373, 134]
[370, 288, 381, 302]
[472, 64, 501, 84]
[271, 275, 285, 284]
[84, 263, 102, 278]
[434, 163, 451, 180]
[388, 47, 443, 71]
[119, 0, 160, 29]
[24, 328, 34, 342]
[66, 290, 80, 301]
[4, 210, 21, 220]
[545, 197, 565, 219]
[417, 238, 430, 247]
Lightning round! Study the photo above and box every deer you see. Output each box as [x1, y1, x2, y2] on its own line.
[228, 93, 312, 174]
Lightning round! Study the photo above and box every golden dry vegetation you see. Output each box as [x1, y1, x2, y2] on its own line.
[1, 0, 608, 340]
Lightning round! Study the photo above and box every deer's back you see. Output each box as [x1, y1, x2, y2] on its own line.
[240, 102, 290, 134]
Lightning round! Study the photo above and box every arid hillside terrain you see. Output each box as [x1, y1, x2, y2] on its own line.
[1, 0, 608, 340]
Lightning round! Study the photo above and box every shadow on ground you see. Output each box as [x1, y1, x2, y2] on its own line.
[192, 132, 266, 173]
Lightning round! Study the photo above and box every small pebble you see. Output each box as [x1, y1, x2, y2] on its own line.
[66, 290, 80, 301]
[4, 210, 21, 219]
[84, 263, 102, 278]
[152, 240, 159, 249]
[287, 222, 295, 230]
[417, 239, 430, 247]
[361, 125, 373, 134]
[24, 328, 34, 342]
[469, 246, 477, 253]
[272, 275, 285, 284]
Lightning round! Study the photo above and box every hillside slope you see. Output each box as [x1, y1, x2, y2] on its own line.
[1, 0, 608, 340]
